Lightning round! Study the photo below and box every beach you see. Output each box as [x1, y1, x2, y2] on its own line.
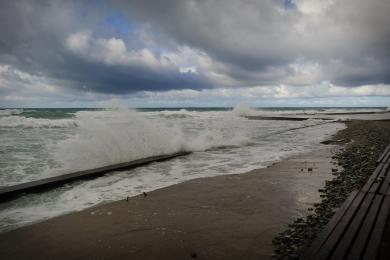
[274, 120, 390, 258]
[0, 146, 339, 259]
[1, 1, 389, 258]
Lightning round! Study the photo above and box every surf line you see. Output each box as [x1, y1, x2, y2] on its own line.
[0, 151, 191, 202]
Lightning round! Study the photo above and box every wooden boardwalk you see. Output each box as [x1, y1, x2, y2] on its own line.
[0, 151, 190, 202]
[302, 145, 390, 260]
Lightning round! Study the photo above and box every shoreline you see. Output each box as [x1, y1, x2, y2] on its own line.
[273, 120, 390, 258]
[0, 120, 345, 233]
[0, 144, 341, 259]
[3, 120, 390, 259]
[0, 151, 191, 203]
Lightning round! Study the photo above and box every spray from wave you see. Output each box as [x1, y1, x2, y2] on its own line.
[232, 103, 258, 116]
[2, 104, 354, 181]
[52, 107, 187, 172]
[51, 106, 255, 173]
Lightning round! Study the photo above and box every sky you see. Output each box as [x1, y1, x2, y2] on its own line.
[0, 0, 389, 108]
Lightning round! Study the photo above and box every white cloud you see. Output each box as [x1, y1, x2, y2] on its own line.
[0, 64, 103, 107]
[0, 65, 57, 97]
[66, 31, 91, 54]
[285, 60, 323, 85]
[66, 32, 162, 67]
[65, 32, 219, 77]
[65, 33, 239, 86]
[179, 66, 197, 74]
[294, 0, 335, 16]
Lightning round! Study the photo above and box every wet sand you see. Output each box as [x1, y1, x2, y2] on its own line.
[0, 146, 340, 260]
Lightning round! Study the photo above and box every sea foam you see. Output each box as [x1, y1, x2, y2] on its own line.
[52, 108, 187, 172]
[0, 116, 78, 128]
[232, 103, 258, 116]
[0, 109, 24, 117]
[52, 107, 255, 173]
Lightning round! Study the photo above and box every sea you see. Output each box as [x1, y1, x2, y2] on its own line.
[0, 106, 388, 232]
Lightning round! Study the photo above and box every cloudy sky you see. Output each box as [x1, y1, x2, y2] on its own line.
[0, 0, 389, 107]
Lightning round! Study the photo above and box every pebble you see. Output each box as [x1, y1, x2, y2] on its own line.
[272, 121, 390, 259]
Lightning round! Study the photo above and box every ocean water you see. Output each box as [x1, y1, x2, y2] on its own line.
[0, 106, 387, 232]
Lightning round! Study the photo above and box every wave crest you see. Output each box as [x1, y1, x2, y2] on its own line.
[0, 109, 24, 117]
[0, 116, 79, 128]
[52, 108, 186, 172]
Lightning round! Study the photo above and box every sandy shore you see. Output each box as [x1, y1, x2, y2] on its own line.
[0, 145, 340, 260]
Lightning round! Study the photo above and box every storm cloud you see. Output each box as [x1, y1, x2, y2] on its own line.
[123, 0, 390, 86]
[0, 0, 389, 107]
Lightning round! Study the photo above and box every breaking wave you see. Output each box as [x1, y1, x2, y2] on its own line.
[0, 109, 24, 117]
[0, 116, 79, 128]
[52, 108, 186, 172]
[50, 107, 253, 172]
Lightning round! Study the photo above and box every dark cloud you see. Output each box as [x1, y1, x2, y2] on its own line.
[0, 0, 213, 96]
[0, 0, 389, 106]
[51, 55, 212, 94]
[123, 0, 297, 69]
[122, 0, 390, 86]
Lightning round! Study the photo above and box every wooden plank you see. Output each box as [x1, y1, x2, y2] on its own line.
[377, 145, 390, 164]
[301, 190, 359, 260]
[303, 145, 390, 260]
[378, 166, 390, 195]
[363, 195, 390, 260]
[330, 193, 375, 259]
[0, 151, 191, 202]
[369, 163, 389, 194]
[304, 191, 366, 260]
[362, 163, 387, 193]
[345, 194, 384, 260]
[384, 150, 390, 163]
[377, 145, 389, 163]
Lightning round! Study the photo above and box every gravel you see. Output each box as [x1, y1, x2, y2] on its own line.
[272, 120, 390, 259]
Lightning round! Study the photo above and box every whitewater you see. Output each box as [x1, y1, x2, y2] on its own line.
[0, 106, 388, 232]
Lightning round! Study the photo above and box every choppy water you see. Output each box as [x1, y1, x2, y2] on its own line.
[0, 106, 387, 232]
